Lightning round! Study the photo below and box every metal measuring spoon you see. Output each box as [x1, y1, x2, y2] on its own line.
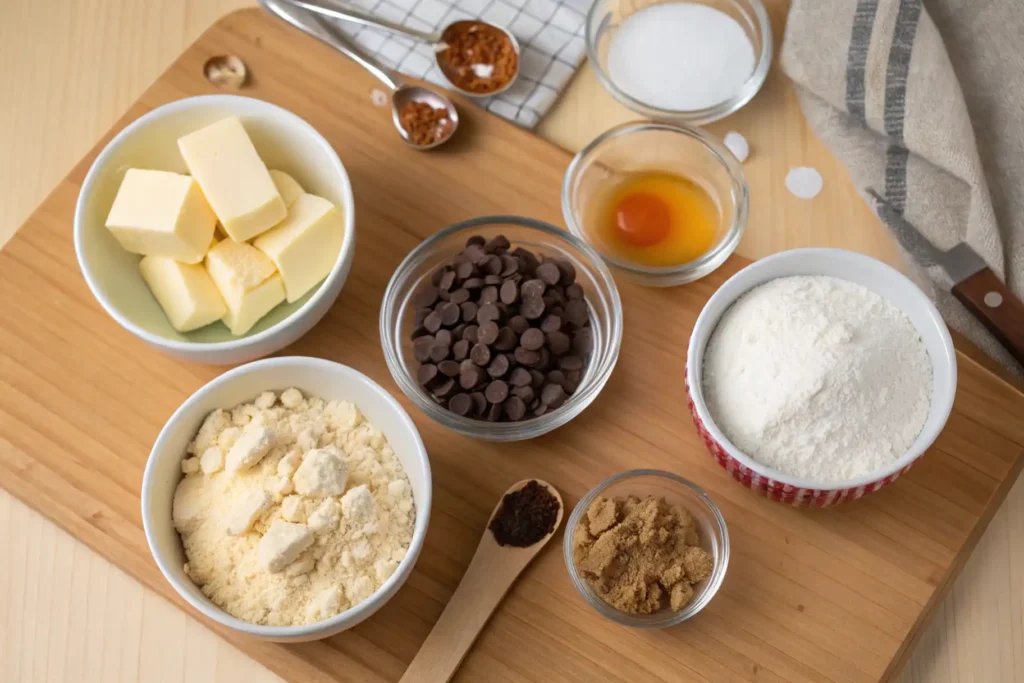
[279, 0, 521, 98]
[262, 0, 458, 151]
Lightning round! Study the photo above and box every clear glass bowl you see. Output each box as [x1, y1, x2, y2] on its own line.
[562, 122, 748, 287]
[586, 0, 772, 124]
[564, 469, 729, 628]
[380, 216, 623, 442]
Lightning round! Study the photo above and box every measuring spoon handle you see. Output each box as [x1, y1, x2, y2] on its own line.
[260, 0, 402, 91]
[281, 0, 440, 44]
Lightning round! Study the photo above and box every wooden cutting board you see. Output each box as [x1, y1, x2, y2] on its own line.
[0, 8, 1021, 683]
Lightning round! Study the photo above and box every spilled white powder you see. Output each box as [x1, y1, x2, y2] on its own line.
[608, 3, 755, 111]
[370, 89, 388, 107]
[785, 166, 823, 199]
[724, 131, 749, 162]
[702, 276, 932, 483]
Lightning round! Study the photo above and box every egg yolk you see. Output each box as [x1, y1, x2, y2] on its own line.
[613, 192, 671, 247]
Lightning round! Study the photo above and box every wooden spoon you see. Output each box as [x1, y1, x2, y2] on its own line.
[400, 479, 564, 683]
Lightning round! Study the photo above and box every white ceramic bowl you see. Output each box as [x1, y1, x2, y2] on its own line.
[74, 95, 356, 365]
[685, 249, 957, 507]
[141, 357, 431, 641]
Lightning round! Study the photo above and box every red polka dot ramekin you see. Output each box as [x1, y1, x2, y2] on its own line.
[684, 249, 957, 508]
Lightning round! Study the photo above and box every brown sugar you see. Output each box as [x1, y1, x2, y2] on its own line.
[398, 100, 453, 147]
[572, 494, 713, 614]
[439, 22, 518, 94]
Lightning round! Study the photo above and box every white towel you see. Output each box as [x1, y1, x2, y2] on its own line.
[338, 0, 593, 128]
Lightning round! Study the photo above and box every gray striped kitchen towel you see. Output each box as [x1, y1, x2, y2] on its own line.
[781, 0, 1023, 376]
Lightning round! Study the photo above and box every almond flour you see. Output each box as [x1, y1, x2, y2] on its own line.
[172, 389, 415, 626]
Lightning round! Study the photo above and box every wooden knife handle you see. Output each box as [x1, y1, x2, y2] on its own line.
[952, 267, 1024, 367]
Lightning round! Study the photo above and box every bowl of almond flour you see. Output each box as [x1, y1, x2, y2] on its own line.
[141, 356, 431, 641]
[685, 249, 957, 507]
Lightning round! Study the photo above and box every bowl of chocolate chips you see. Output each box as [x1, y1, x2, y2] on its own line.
[381, 216, 623, 441]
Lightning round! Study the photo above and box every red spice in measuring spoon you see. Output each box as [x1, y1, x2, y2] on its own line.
[438, 21, 519, 95]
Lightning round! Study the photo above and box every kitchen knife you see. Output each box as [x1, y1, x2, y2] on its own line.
[869, 190, 1024, 367]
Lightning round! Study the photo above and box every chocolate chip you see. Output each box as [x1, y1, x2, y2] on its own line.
[547, 330, 571, 355]
[487, 354, 510, 378]
[534, 403, 548, 417]
[451, 324, 466, 340]
[463, 324, 479, 344]
[429, 343, 450, 362]
[468, 392, 486, 415]
[456, 261, 475, 280]
[500, 280, 519, 304]
[520, 328, 545, 351]
[466, 235, 486, 248]
[437, 360, 460, 377]
[536, 262, 561, 285]
[530, 369, 546, 388]
[463, 277, 484, 289]
[433, 378, 456, 398]
[424, 310, 443, 333]
[470, 343, 491, 366]
[484, 255, 502, 276]
[418, 364, 438, 386]
[558, 355, 583, 371]
[565, 299, 588, 327]
[414, 284, 439, 308]
[511, 385, 535, 403]
[414, 336, 434, 362]
[509, 367, 532, 387]
[567, 370, 581, 383]
[521, 278, 546, 299]
[485, 380, 509, 403]
[503, 396, 527, 421]
[509, 315, 530, 334]
[448, 393, 472, 416]
[555, 260, 576, 286]
[434, 329, 452, 347]
[476, 303, 501, 325]
[465, 244, 485, 262]
[478, 321, 500, 345]
[486, 402, 503, 421]
[561, 378, 579, 394]
[495, 326, 518, 351]
[452, 339, 469, 361]
[460, 301, 478, 322]
[484, 274, 503, 285]
[547, 370, 565, 384]
[460, 366, 482, 390]
[439, 270, 456, 292]
[515, 347, 540, 365]
[500, 254, 519, 276]
[460, 358, 476, 373]
[480, 286, 499, 305]
[431, 267, 448, 286]
[484, 235, 510, 253]
[520, 297, 545, 320]
[573, 328, 593, 353]
[449, 288, 470, 305]
[534, 347, 551, 369]
[439, 302, 460, 326]
[566, 283, 584, 300]
[541, 383, 565, 407]
[541, 315, 562, 333]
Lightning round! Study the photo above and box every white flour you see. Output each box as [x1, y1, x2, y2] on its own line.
[607, 3, 755, 111]
[702, 276, 932, 482]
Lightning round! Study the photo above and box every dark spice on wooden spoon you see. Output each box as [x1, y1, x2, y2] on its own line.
[489, 479, 560, 547]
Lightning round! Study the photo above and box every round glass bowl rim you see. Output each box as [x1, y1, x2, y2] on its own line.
[563, 468, 731, 627]
[561, 121, 749, 279]
[585, 0, 773, 122]
[379, 215, 624, 440]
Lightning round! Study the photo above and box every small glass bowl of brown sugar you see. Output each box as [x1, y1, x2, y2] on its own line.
[564, 469, 729, 627]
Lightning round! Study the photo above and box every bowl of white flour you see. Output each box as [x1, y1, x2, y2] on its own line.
[142, 356, 431, 641]
[685, 249, 956, 506]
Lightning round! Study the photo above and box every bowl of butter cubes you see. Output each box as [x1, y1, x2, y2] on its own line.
[74, 95, 356, 365]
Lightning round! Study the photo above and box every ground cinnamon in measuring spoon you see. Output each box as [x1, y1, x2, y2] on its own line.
[398, 100, 453, 146]
[439, 22, 518, 94]
[489, 480, 560, 547]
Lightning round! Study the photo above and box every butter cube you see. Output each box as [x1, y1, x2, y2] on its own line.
[178, 117, 286, 242]
[269, 170, 304, 208]
[105, 169, 216, 263]
[254, 194, 344, 302]
[205, 239, 286, 335]
[139, 256, 226, 332]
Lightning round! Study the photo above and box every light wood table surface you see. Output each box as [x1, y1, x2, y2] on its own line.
[1, 1, 1021, 681]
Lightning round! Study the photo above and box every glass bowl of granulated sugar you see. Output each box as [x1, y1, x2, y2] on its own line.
[585, 0, 772, 124]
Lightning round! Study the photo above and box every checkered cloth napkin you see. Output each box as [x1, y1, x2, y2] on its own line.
[336, 0, 593, 128]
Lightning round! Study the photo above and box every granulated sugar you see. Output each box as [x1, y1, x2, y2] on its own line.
[607, 3, 755, 111]
[702, 276, 932, 483]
